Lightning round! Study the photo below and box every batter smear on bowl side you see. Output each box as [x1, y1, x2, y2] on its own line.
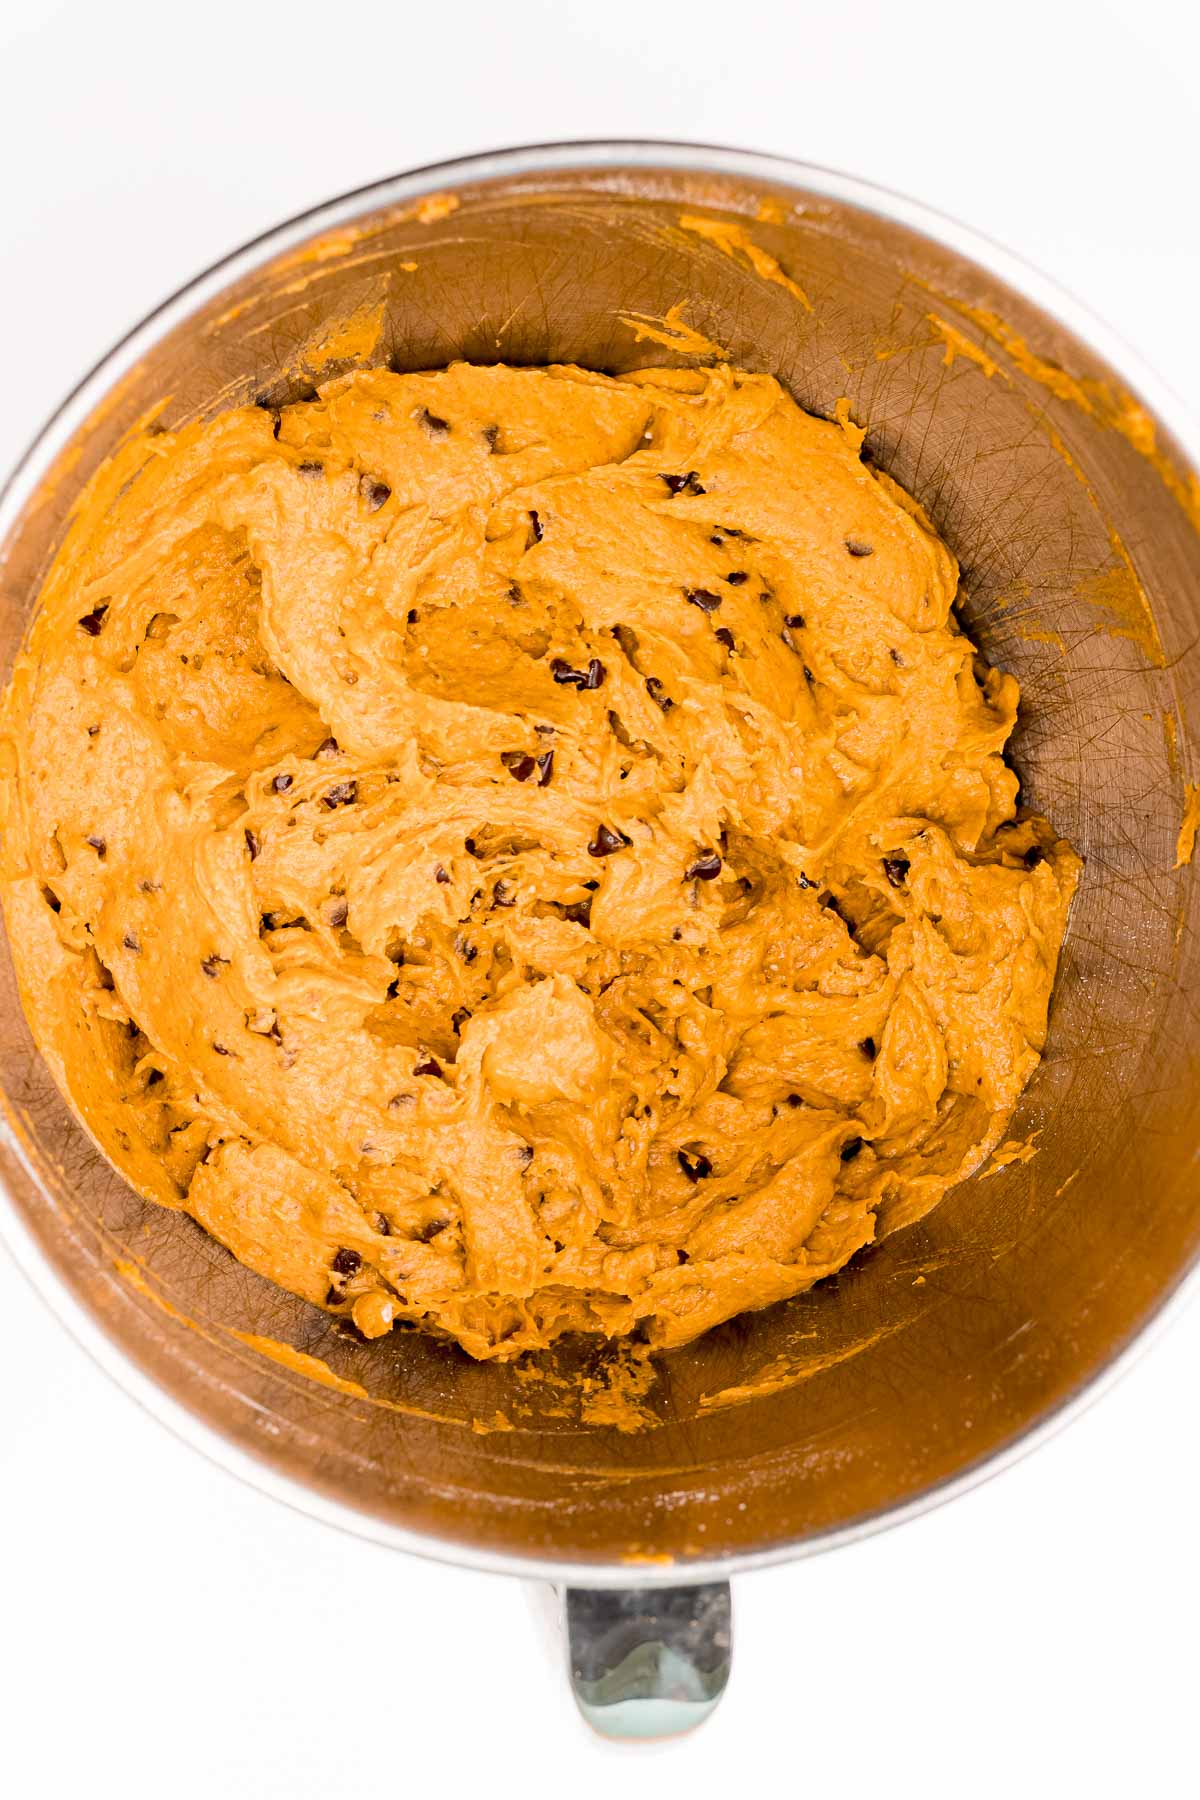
[0, 363, 1080, 1358]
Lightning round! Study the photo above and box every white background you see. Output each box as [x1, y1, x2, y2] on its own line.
[2, 2, 1198, 1793]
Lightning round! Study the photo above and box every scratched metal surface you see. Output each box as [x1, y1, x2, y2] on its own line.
[2, 158, 1198, 1567]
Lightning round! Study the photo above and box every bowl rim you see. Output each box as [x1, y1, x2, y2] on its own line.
[2, 136, 1198, 1589]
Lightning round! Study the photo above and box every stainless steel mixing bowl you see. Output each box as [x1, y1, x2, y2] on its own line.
[2, 141, 1198, 1737]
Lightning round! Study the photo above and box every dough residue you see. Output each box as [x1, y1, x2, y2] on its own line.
[0, 361, 1079, 1360]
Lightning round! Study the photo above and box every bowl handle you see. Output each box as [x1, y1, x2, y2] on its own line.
[563, 1580, 732, 1739]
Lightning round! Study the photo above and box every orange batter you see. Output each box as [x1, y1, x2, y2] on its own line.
[0, 362, 1080, 1358]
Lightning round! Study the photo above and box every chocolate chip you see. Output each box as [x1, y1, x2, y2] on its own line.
[724, 570, 749, 585]
[802, 665, 815, 684]
[536, 750, 554, 787]
[561, 898, 592, 926]
[587, 823, 629, 858]
[212, 1041, 232, 1056]
[123, 933, 140, 953]
[372, 1213, 391, 1236]
[329, 1247, 361, 1278]
[714, 627, 735, 651]
[435, 864, 450, 883]
[417, 408, 450, 437]
[322, 780, 358, 808]
[324, 1286, 343, 1307]
[845, 538, 874, 557]
[272, 773, 293, 794]
[414, 1055, 443, 1077]
[685, 850, 722, 881]
[677, 1149, 713, 1182]
[797, 871, 815, 890]
[360, 475, 391, 511]
[451, 1006, 472, 1034]
[684, 587, 722, 613]
[661, 470, 705, 496]
[41, 886, 62, 913]
[244, 828, 261, 860]
[296, 460, 324, 478]
[840, 1136, 864, 1161]
[87, 724, 101, 737]
[201, 955, 228, 979]
[455, 934, 477, 964]
[1023, 845, 1045, 869]
[645, 675, 674, 711]
[328, 898, 349, 928]
[501, 751, 537, 782]
[492, 878, 515, 907]
[859, 1037, 877, 1059]
[527, 509, 544, 546]
[464, 837, 481, 858]
[415, 1216, 449, 1242]
[883, 856, 910, 889]
[78, 604, 109, 636]
[315, 736, 340, 757]
[784, 613, 805, 630]
[85, 834, 107, 858]
[786, 1093, 803, 1108]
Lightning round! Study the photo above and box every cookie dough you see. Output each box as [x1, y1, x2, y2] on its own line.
[0, 362, 1080, 1359]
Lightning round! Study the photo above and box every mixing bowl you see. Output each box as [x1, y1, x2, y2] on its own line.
[2, 141, 1198, 1738]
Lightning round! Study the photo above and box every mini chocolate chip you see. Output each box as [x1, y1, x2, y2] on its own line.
[859, 1037, 877, 1059]
[123, 933, 140, 953]
[315, 736, 340, 757]
[78, 604, 109, 636]
[86, 834, 107, 858]
[41, 886, 62, 913]
[414, 1055, 443, 1077]
[328, 898, 349, 928]
[798, 871, 815, 889]
[244, 828, 261, 860]
[331, 1249, 361, 1282]
[724, 570, 749, 585]
[678, 1149, 713, 1182]
[465, 837, 481, 857]
[296, 460, 324, 477]
[536, 750, 554, 787]
[802, 665, 815, 683]
[201, 955, 228, 979]
[435, 864, 450, 884]
[87, 724, 101, 736]
[451, 1006, 472, 1034]
[417, 408, 450, 437]
[714, 627, 735, 651]
[515, 1143, 535, 1168]
[501, 751, 537, 782]
[645, 675, 674, 711]
[785, 613, 806, 629]
[661, 469, 705, 496]
[890, 649, 904, 666]
[492, 878, 515, 907]
[845, 538, 874, 557]
[588, 823, 629, 858]
[360, 475, 391, 511]
[415, 1216, 449, 1242]
[407, 609, 418, 625]
[527, 509, 544, 545]
[685, 850, 722, 881]
[685, 587, 722, 613]
[551, 657, 605, 689]
[212, 1041, 232, 1056]
[324, 1286, 343, 1306]
[883, 856, 910, 889]
[786, 1093, 803, 1108]
[322, 780, 358, 808]
[561, 898, 592, 926]
[1023, 845, 1045, 869]
[840, 1135, 865, 1161]
[272, 773, 293, 793]
[371, 1212, 391, 1236]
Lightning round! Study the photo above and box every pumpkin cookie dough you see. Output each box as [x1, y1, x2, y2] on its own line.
[0, 362, 1080, 1359]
